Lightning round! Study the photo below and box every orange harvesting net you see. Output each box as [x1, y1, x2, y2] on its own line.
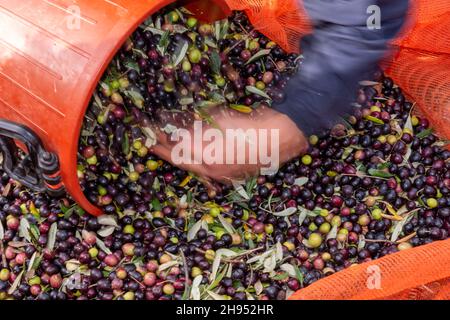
[223, 0, 450, 299]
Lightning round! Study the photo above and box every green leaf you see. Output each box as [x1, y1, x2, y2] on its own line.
[273, 207, 297, 217]
[157, 30, 170, 55]
[416, 128, 434, 139]
[122, 133, 130, 155]
[365, 115, 384, 125]
[207, 266, 227, 291]
[151, 198, 162, 211]
[293, 264, 304, 287]
[368, 168, 393, 178]
[96, 237, 112, 254]
[123, 59, 140, 73]
[173, 40, 189, 67]
[391, 214, 414, 242]
[245, 177, 257, 197]
[246, 49, 271, 65]
[210, 51, 222, 75]
[245, 86, 271, 100]
[124, 89, 144, 108]
[217, 214, 236, 234]
[143, 26, 165, 36]
[294, 177, 308, 186]
[272, 272, 289, 281]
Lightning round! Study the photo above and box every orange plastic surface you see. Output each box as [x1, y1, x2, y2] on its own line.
[0, 0, 230, 216]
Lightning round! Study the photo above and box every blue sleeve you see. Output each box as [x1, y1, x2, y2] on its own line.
[274, 0, 410, 136]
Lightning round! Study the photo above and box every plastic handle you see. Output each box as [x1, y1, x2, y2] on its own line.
[0, 120, 64, 196]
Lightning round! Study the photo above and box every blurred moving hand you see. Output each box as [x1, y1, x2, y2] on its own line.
[151, 105, 308, 184]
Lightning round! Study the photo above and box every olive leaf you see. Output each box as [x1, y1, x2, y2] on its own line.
[357, 235, 366, 250]
[173, 25, 188, 34]
[326, 224, 338, 240]
[46, 222, 58, 251]
[8, 270, 24, 295]
[19, 218, 31, 242]
[0, 220, 4, 241]
[173, 40, 189, 67]
[298, 207, 308, 226]
[124, 90, 144, 109]
[293, 264, 304, 286]
[210, 51, 222, 75]
[179, 97, 194, 105]
[246, 49, 271, 65]
[151, 198, 162, 211]
[98, 215, 118, 227]
[143, 26, 165, 35]
[187, 219, 204, 242]
[273, 207, 297, 217]
[162, 123, 178, 135]
[190, 274, 203, 300]
[416, 128, 434, 139]
[280, 263, 297, 277]
[262, 252, 277, 273]
[404, 114, 413, 133]
[26, 252, 39, 279]
[97, 226, 116, 238]
[245, 86, 271, 100]
[142, 127, 157, 148]
[65, 259, 81, 272]
[367, 168, 393, 178]
[275, 242, 283, 261]
[272, 272, 289, 281]
[254, 280, 264, 295]
[96, 237, 112, 254]
[206, 290, 229, 300]
[294, 177, 308, 186]
[210, 248, 237, 282]
[152, 177, 161, 192]
[365, 115, 384, 125]
[158, 260, 179, 272]
[122, 133, 130, 155]
[207, 265, 227, 291]
[391, 213, 414, 242]
[246, 292, 256, 300]
[157, 30, 170, 55]
[123, 59, 140, 73]
[232, 180, 250, 200]
[217, 214, 236, 234]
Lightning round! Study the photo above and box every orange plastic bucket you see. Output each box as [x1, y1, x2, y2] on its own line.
[0, 0, 230, 216]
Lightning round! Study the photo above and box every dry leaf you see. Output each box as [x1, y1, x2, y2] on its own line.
[97, 226, 116, 238]
[97, 215, 118, 227]
[46, 222, 57, 251]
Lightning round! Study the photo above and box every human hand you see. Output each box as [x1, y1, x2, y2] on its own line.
[151, 105, 308, 184]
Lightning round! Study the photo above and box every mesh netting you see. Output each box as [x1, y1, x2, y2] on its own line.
[288, 239, 450, 300]
[223, 0, 450, 299]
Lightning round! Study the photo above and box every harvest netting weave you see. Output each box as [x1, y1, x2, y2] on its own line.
[223, 0, 450, 300]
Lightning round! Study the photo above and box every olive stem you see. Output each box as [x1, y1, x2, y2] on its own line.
[340, 173, 390, 181]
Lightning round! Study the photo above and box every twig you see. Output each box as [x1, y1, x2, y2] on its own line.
[396, 231, 417, 244]
[364, 239, 395, 244]
[0, 243, 7, 268]
[340, 173, 389, 181]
